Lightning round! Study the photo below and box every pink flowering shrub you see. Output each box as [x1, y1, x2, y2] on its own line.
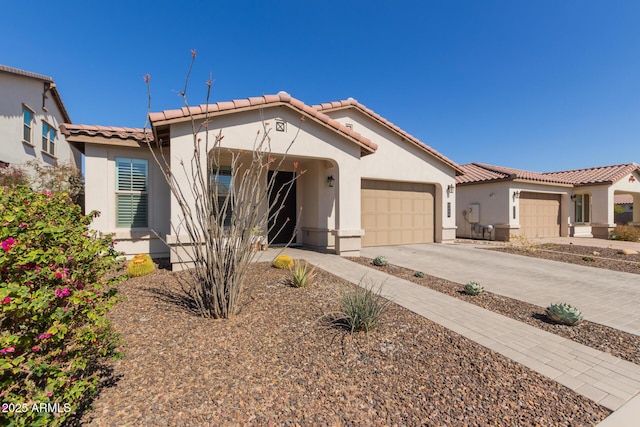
[0, 186, 126, 426]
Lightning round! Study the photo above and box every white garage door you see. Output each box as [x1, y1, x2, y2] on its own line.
[361, 180, 435, 247]
[519, 192, 561, 238]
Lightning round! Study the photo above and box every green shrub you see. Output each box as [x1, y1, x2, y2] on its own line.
[272, 254, 293, 269]
[546, 302, 583, 326]
[464, 281, 484, 296]
[581, 256, 596, 262]
[414, 271, 425, 278]
[372, 256, 388, 266]
[0, 186, 125, 426]
[609, 225, 640, 242]
[333, 282, 391, 333]
[127, 254, 156, 277]
[290, 260, 316, 288]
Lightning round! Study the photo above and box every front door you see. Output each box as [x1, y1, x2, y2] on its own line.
[268, 171, 297, 245]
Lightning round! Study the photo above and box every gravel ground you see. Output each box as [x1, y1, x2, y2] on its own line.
[492, 243, 640, 275]
[79, 262, 610, 426]
[350, 254, 640, 366]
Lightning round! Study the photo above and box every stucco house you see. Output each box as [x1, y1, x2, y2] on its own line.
[456, 162, 640, 241]
[0, 65, 80, 169]
[61, 92, 462, 268]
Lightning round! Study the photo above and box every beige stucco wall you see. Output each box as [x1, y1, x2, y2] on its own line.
[323, 109, 458, 242]
[84, 143, 171, 257]
[0, 73, 80, 168]
[457, 181, 571, 241]
[167, 106, 363, 257]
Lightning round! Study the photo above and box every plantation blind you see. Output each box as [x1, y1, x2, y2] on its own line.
[116, 158, 148, 228]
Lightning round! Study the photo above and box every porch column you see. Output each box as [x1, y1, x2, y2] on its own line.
[633, 194, 640, 225]
[332, 161, 363, 257]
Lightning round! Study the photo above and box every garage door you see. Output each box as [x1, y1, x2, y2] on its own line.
[361, 180, 435, 247]
[519, 192, 561, 238]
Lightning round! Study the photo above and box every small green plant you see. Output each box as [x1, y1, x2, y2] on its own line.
[581, 256, 596, 263]
[546, 303, 583, 326]
[372, 256, 388, 266]
[273, 254, 294, 269]
[290, 260, 317, 288]
[332, 282, 391, 333]
[464, 281, 484, 296]
[609, 225, 640, 242]
[414, 271, 425, 278]
[127, 254, 156, 277]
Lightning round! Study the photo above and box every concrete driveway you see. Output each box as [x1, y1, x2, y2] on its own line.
[361, 243, 640, 336]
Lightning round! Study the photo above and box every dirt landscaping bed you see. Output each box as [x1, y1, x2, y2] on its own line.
[80, 263, 609, 426]
[490, 243, 640, 275]
[349, 257, 640, 366]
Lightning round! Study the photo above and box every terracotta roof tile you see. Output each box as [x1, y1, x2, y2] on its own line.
[615, 194, 633, 204]
[457, 163, 573, 185]
[314, 98, 463, 174]
[149, 92, 377, 153]
[60, 124, 152, 142]
[542, 163, 640, 186]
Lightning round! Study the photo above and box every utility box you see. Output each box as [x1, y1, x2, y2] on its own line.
[468, 204, 480, 223]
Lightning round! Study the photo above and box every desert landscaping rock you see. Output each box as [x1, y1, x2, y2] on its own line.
[79, 263, 610, 426]
[619, 248, 639, 255]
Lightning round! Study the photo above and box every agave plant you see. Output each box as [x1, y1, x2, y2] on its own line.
[464, 281, 484, 296]
[414, 271, 425, 278]
[546, 303, 583, 326]
[373, 256, 388, 266]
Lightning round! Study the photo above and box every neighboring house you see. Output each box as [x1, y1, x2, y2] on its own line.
[61, 92, 462, 267]
[456, 163, 640, 241]
[614, 194, 634, 225]
[0, 65, 80, 169]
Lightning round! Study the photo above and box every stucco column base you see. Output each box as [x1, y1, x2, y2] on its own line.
[332, 229, 364, 257]
[570, 225, 593, 238]
[493, 225, 519, 242]
[591, 223, 616, 239]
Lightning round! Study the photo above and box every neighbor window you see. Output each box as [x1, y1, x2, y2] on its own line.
[212, 167, 233, 227]
[42, 122, 56, 155]
[575, 194, 590, 223]
[116, 158, 148, 228]
[23, 106, 33, 144]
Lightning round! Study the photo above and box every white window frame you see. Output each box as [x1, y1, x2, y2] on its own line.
[41, 121, 56, 156]
[22, 105, 34, 145]
[211, 166, 233, 229]
[574, 194, 590, 224]
[116, 158, 149, 228]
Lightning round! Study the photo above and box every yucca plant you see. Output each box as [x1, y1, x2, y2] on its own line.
[127, 254, 156, 277]
[272, 254, 294, 269]
[546, 303, 583, 326]
[372, 256, 388, 266]
[414, 271, 425, 278]
[290, 260, 317, 288]
[464, 281, 484, 296]
[332, 282, 391, 333]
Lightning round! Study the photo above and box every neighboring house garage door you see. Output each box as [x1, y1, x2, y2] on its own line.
[519, 192, 561, 238]
[361, 180, 435, 247]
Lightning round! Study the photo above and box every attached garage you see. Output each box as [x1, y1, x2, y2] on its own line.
[519, 192, 561, 238]
[361, 180, 435, 247]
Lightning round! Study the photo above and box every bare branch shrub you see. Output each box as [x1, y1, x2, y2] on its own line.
[144, 52, 303, 319]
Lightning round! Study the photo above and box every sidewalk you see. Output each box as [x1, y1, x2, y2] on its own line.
[254, 247, 640, 421]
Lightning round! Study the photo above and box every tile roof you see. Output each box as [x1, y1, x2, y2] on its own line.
[60, 124, 152, 142]
[0, 64, 72, 123]
[313, 98, 464, 174]
[542, 163, 640, 186]
[456, 163, 573, 185]
[149, 92, 377, 154]
[615, 194, 634, 204]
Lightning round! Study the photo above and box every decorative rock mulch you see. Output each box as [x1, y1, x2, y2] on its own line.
[78, 263, 610, 426]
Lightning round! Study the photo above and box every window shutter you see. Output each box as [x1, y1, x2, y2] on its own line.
[116, 158, 148, 228]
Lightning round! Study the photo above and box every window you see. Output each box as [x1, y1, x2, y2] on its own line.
[575, 194, 590, 223]
[212, 167, 233, 228]
[23, 106, 33, 144]
[42, 122, 56, 155]
[116, 158, 148, 228]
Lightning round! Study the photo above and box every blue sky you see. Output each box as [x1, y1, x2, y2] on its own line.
[2, 1, 639, 172]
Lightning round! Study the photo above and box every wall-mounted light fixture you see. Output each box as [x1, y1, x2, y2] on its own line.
[327, 175, 335, 188]
[489, 192, 495, 198]
[512, 191, 521, 201]
[570, 194, 577, 201]
[447, 184, 455, 195]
